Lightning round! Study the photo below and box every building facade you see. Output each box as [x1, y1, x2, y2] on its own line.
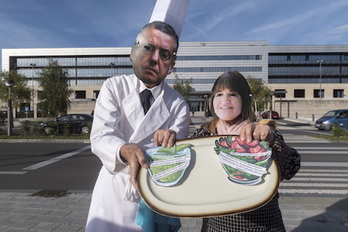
[2, 42, 348, 120]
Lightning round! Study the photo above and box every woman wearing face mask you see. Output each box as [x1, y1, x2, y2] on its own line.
[192, 71, 300, 232]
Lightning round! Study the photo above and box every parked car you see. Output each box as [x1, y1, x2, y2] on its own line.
[0, 111, 7, 118]
[261, 111, 280, 119]
[315, 109, 348, 131]
[41, 114, 93, 134]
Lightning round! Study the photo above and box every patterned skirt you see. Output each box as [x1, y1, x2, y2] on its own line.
[201, 193, 285, 232]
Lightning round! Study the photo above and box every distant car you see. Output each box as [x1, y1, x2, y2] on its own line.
[41, 114, 93, 134]
[261, 111, 280, 119]
[0, 111, 7, 118]
[315, 109, 348, 131]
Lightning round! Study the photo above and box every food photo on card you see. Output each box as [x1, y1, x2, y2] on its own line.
[145, 144, 192, 187]
[214, 136, 272, 185]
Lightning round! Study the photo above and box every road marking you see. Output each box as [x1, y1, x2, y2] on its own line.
[291, 177, 347, 182]
[300, 169, 348, 173]
[305, 131, 332, 136]
[294, 147, 348, 155]
[0, 171, 27, 175]
[279, 189, 348, 194]
[298, 151, 348, 154]
[294, 147, 348, 150]
[22, 145, 91, 171]
[294, 172, 348, 177]
[286, 140, 331, 143]
[301, 162, 348, 167]
[280, 182, 348, 187]
[290, 177, 348, 181]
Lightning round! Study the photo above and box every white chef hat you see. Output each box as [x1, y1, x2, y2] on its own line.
[149, 0, 189, 37]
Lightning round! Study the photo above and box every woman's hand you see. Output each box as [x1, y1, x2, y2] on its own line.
[154, 129, 177, 147]
[240, 122, 275, 146]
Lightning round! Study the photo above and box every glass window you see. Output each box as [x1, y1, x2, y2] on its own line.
[337, 111, 348, 119]
[58, 115, 70, 121]
[333, 89, 344, 98]
[314, 89, 324, 98]
[274, 89, 286, 98]
[75, 91, 86, 99]
[294, 89, 305, 98]
[93, 90, 100, 99]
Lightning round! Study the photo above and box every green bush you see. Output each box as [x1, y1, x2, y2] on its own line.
[63, 123, 70, 135]
[32, 121, 44, 135]
[0, 117, 5, 135]
[331, 123, 346, 137]
[20, 120, 31, 135]
[87, 122, 92, 134]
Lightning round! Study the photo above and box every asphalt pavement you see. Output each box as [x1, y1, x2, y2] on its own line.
[1, 113, 347, 232]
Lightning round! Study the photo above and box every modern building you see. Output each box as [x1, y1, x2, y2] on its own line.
[2, 41, 348, 119]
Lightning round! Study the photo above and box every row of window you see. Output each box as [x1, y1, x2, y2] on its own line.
[18, 66, 263, 78]
[73, 88, 345, 100]
[18, 68, 134, 78]
[274, 89, 345, 98]
[28, 87, 345, 103]
[25, 76, 348, 87]
[174, 67, 262, 73]
[269, 77, 348, 84]
[15, 53, 348, 67]
[269, 54, 348, 64]
[269, 66, 348, 76]
[16, 55, 264, 68]
[176, 55, 262, 61]
[16, 57, 132, 67]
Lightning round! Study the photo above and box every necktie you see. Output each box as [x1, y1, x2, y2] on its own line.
[140, 89, 152, 114]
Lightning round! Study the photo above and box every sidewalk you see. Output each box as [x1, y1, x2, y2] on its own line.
[0, 191, 347, 232]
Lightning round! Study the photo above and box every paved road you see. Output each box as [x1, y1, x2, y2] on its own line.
[278, 120, 348, 196]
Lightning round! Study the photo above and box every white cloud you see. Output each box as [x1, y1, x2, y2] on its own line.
[328, 24, 348, 35]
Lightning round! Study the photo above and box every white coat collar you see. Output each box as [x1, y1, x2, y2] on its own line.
[122, 83, 170, 144]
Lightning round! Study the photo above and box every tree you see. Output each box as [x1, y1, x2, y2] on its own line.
[172, 74, 192, 102]
[246, 76, 271, 113]
[0, 70, 31, 110]
[38, 59, 73, 117]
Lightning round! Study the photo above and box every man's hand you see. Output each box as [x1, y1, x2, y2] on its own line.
[120, 144, 149, 189]
[154, 129, 176, 147]
[239, 122, 275, 146]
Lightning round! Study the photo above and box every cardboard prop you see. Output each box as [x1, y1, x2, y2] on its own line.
[138, 136, 280, 218]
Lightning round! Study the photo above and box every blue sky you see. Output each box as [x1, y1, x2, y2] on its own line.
[1, 0, 348, 69]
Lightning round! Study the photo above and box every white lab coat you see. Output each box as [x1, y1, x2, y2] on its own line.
[86, 74, 190, 232]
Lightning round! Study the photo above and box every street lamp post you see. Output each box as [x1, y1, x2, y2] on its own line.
[30, 63, 36, 117]
[271, 90, 287, 119]
[317, 60, 323, 99]
[109, 62, 115, 75]
[5, 79, 15, 136]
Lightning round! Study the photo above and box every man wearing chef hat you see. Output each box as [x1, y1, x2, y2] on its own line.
[86, 1, 190, 231]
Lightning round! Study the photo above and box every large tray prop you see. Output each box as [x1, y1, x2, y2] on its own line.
[138, 136, 279, 218]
